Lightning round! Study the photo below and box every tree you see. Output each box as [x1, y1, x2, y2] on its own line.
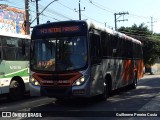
[118, 24, 160, 66]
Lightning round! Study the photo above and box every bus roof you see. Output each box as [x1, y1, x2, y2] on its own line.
[86, 20, 142, 44]
[0, 31, 30, 39]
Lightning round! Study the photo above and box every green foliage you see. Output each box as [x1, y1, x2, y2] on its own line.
[118, 24, 160, 66]
[142, 39, 160, 65]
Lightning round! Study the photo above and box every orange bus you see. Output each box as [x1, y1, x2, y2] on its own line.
[29, 20, 144, 101]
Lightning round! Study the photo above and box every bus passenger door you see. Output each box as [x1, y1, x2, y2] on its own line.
[90, 33, 103, 95]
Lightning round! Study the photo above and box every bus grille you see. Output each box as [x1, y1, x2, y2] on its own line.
[33, 72, 82, 87]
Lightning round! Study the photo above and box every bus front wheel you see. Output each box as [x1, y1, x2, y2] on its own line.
[8, 80, 24, 101]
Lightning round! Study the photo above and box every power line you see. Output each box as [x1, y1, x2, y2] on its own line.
[2, 0, 160, 34]
[129, 13, 150, 19]
[30, 0, 60, 25]
[28, 1, 72, 25]
[57, 2, 75, 12]
[38, 3, 72, 20]
[86, 0, 160, 24]
[57, 1, 108, 26]
[81, 13, 104, 24]
[86, 0, 114, 13]
[41, 14, 61, 21]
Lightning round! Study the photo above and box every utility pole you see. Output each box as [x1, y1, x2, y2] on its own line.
[114, 12, 129, 31]
[30, 0, 58, 25]
[105, 22, 107, 27]
[148, 16, 156, 34]
[31, 0, 40, 25]
[25, 0, 30, 34]
[75, 0, 85, 20]
[36, 0, 39, 25]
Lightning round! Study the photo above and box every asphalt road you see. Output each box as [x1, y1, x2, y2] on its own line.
[0, 74, 160, 120]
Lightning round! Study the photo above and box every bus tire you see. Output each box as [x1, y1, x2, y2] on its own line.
[99, 82, 109, 101]
[105, 75, 112, 96]
[130, 72, 137, 89]
[8, 80, 24, 101]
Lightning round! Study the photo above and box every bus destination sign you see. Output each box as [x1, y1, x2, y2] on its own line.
[39, 26, 80, 34]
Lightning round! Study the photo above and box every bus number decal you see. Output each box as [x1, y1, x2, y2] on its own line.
[10, 66, 21, 69]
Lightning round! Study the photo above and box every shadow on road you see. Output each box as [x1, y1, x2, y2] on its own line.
[0, 76, 159, 117]
[0, 93, 36, 105]
[28, 77, 160, 117]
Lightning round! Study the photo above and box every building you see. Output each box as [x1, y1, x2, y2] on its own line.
[0, 4, 26, 35]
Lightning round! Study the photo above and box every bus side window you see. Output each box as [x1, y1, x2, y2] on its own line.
[136, 43, 143, 59]
[90, 33, 101, 64]
[112, 36, 118, 57]
[23, 40, 30, 60]
[125, 40, 133, 58]
[101, 32, 110, 57]
[22, 40, 26, 55]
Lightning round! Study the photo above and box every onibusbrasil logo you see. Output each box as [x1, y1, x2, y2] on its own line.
[2, 112, 42, 118]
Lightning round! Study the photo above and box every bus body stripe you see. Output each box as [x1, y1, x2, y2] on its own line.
[2, 68, 29, 78]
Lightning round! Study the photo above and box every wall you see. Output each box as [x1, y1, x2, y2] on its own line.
[0, 4, 26, 35]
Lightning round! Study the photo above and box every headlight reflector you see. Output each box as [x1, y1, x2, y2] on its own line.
[73, 76, 86, 86]
[30, 77, 40, 86]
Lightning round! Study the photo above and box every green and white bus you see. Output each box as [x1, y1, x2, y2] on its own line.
[0, 32, 30, 100]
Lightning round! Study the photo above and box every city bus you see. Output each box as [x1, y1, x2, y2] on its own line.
[0, 32, 30, 100]
[29, 20, 144, 101]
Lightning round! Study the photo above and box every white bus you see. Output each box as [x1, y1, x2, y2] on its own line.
[0, 32, 30, 100]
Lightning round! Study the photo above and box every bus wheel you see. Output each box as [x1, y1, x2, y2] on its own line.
[8, 80, 24, 101]
[130, 72, 137, 89]
[99, 83, 109, 101]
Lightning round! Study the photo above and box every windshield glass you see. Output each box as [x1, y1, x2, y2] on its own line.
[31, 36, 87, 71]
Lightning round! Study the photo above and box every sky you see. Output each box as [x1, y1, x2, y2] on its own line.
[1, 0, 160, 33]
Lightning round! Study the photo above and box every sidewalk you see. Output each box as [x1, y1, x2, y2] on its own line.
[142, 74, 160, 79]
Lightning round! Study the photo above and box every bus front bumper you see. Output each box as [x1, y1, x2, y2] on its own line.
[29, 83, 90, 98]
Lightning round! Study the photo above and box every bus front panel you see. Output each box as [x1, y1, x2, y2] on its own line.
[30, 21, 91, 98]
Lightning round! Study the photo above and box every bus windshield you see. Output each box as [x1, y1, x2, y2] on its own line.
[31, 36, 87, 72]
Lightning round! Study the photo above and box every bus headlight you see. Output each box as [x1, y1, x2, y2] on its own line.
[30, 77, 40, 86]
[73, 76, 85, 86]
